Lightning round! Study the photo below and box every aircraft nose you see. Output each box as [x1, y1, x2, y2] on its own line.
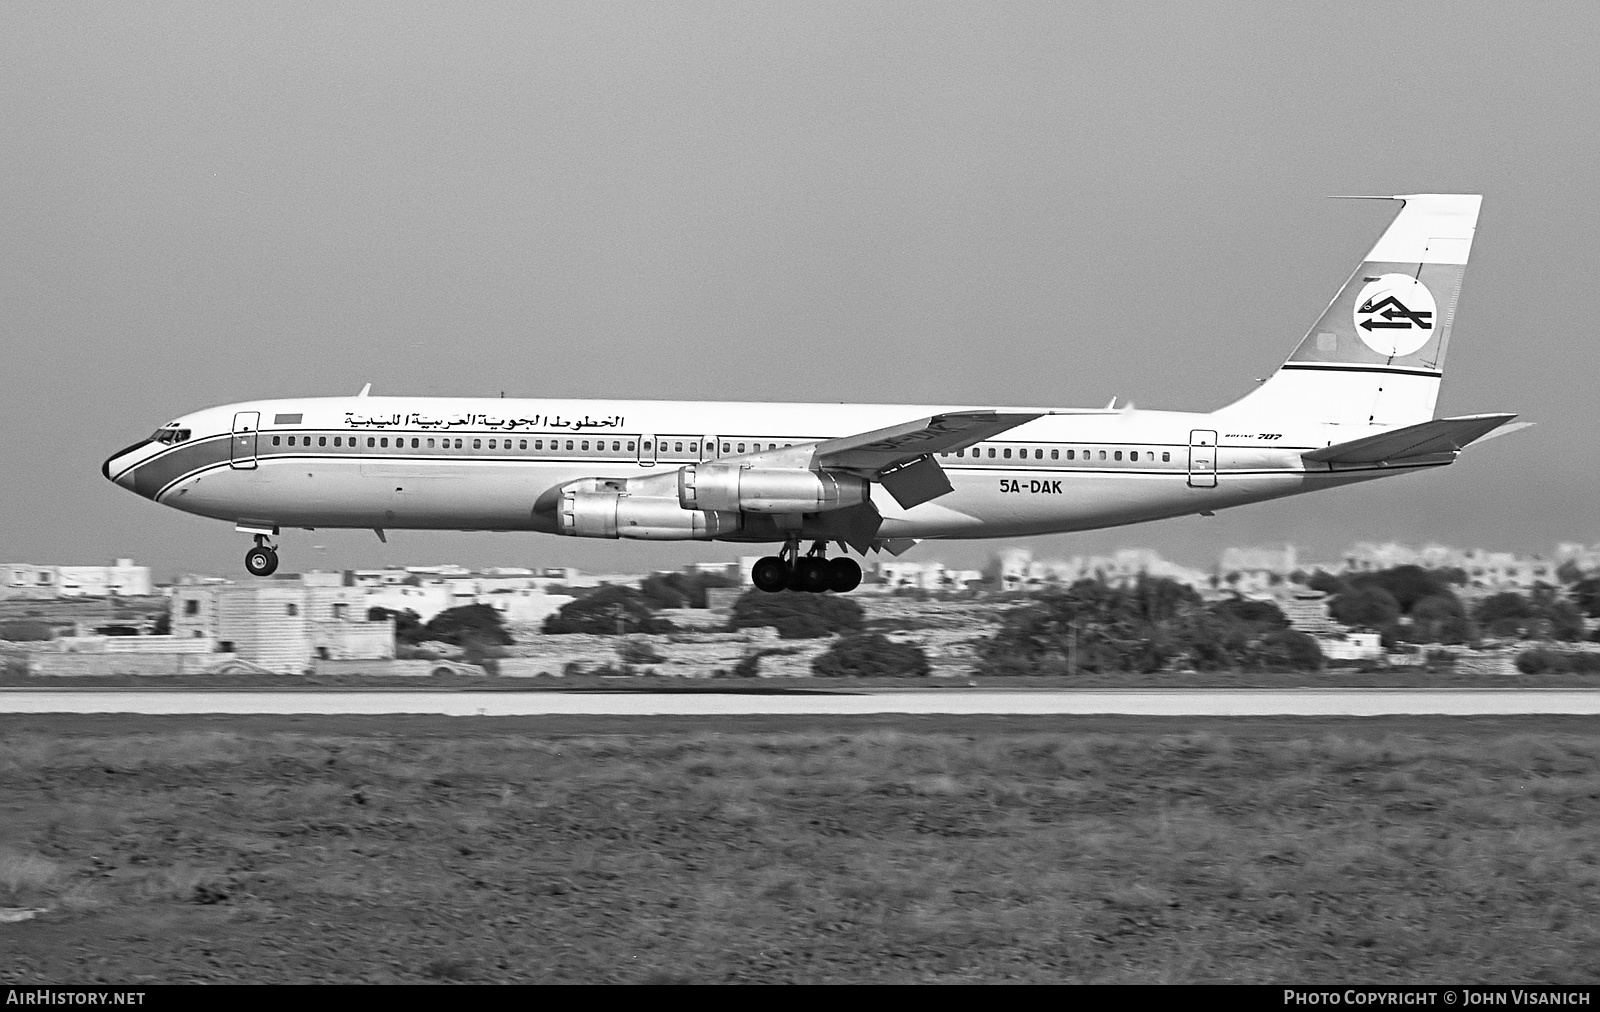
[103, 440, 152, 493]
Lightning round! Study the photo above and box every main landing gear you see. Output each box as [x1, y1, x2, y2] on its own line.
[751, 541, 862, 594]
[244, 534, 279, 577]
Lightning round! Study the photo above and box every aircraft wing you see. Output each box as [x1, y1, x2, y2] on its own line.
[814, 410, 1042, 508]
[815, 410, 1042, 471]
[1302, 413, 1520, 465]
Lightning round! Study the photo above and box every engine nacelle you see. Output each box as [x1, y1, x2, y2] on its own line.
[557, 490, 740, 541]
[677, 463, 868, 514]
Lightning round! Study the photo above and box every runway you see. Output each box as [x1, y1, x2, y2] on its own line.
[4, 688, 1600, 716]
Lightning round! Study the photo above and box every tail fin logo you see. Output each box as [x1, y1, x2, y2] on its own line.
[1353, 274, 1437, 357]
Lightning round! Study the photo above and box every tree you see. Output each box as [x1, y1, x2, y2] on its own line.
[1473, 589, 1585, 642]
[1409, 594, 1471, 644]
[1328, 584, 1401, 630]
[813, 633, 929, 678]
[1351, 565, 1458, 614]
[639, 571, 737, 610]
[1570, 578, 1600, 619]
[425, 604, 512, 646]
[1306, 570, 1349, 595]
[1257, 629, 1324, 671]
[726, 591, 863, 639]
[1556, 560, 1587, 586]
[542, 586, 676, 635]
[1210, 597, 1290, 628]
[979, 577, 1203, 676]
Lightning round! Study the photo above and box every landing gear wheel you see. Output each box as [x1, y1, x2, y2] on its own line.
[245, 546, 278, 577]
[751, 556, 789, 593]
[792, 557, 830, 594]
[826, 557, 862, 593]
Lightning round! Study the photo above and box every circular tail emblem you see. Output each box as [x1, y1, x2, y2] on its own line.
[1353, 274, 1437, 357]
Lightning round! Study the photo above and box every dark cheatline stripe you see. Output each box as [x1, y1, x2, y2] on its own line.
[1280, 363, 1443, 378]
[103, 439, 152, 480]
[134, 436, 234, 499]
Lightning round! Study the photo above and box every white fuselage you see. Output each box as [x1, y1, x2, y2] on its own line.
[103, 394, 1431, 546]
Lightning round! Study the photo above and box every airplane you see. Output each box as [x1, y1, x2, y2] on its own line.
[103, 193, 1521, 594]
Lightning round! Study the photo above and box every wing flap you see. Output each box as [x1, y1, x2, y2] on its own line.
[1302, 413, 1519, 464]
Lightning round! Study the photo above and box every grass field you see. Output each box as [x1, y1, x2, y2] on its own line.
[2, 714, 1599, 983]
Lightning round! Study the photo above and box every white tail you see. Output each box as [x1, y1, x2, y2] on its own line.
[1217, 194, 1481, 429]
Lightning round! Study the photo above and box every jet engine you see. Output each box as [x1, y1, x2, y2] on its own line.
[557, 489, 740, 541]
[677, 463, 868, 514]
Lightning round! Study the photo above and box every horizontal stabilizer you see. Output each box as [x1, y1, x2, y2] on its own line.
[1302, 413, 1519, 465]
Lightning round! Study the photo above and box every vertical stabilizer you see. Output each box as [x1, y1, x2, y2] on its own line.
[1217, 194, 1480, 428]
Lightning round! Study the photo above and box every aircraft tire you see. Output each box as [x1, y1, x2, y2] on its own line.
[751, 556, 789, 593]
[793, 557, 830, 593]
[826, 557, 862, 593]
[245, 547, 278, 577]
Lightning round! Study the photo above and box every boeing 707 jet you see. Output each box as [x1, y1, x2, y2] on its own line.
[103, 194, 1517, 593]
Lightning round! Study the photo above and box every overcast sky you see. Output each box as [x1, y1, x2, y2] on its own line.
[3, 2, 1596, 579]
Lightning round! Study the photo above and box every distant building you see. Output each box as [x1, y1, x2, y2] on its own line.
[873, 560, 982, 592]
[989, 547, 1211, 593]
[0, 559, 152, 599]
[170, 579, 393, 673]
[1338, 542, 1558, 591]
[1217, 544, 1299, 595]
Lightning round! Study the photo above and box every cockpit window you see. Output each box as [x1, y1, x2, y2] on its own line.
[147, 427, 191, 444]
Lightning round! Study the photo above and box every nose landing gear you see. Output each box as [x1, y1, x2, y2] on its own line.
[751, 541, 862, 594]
[244, 534, 279, 577]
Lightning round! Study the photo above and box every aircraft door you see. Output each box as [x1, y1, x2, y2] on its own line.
[637, 434, 657, 467]
[230, 412, 260, 470]
[1188, 429, 1217, 488]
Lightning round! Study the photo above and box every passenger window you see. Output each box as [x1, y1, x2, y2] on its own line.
[987, 448, 995, 458]
[721, 443, 730, 453]
[519, 439, 527, 450]
[1130, 451, 1138, 461]
[488, 439, 497, 449]
[565, 440, 573, 451]
[689, 442, 698, 452]
[1098, 450, 1106, 460]
[318, 436, 326, 447]
[1035, 449, 1042, 459]
[628, 441, 636, 452]
[1114, 450, 1123, 461]
[381, 437, 389, 448]
[1162, 451, 1171, 462]
[470, 439, 479, 449]
[613, 441, 621, 451]
[1003, 448, 1012, 459]
[367, 438, 375, 448]
[333, 437, 341, 447]
[674, 442, 683, 452]
[427, 439, 434, 448]
[272, 436, 281, 446]
[1051, 449, 1058, 460]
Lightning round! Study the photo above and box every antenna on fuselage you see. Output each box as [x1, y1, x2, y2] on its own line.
[357, 383, 371, 397]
